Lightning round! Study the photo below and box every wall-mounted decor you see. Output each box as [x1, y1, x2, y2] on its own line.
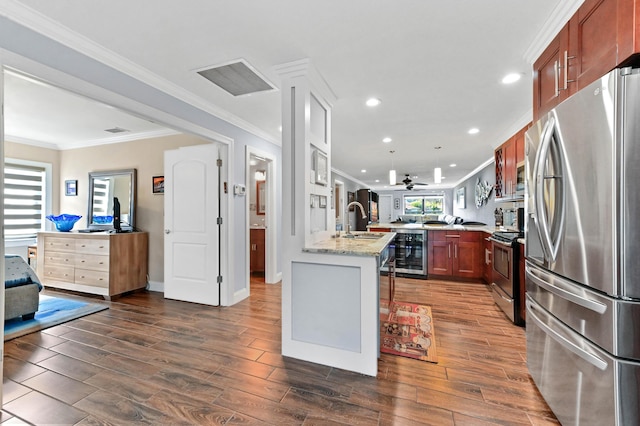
[319, 195, 327, 208]
[153, 176, 165, 194]
[456, 187, 466, 209]
[348, 191, 355, 211]
[314, 149, 328, 186]
[474, 178, 493, 208]
[65, 180, 77, 196]
[394, 198, 400, 209]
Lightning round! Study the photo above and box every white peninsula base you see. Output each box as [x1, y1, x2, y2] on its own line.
[282, 233, 394, 376]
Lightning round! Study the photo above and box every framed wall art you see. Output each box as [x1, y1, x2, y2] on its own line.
[65, 180, 77, 196]
[152, 176, 165, 194]
[314, 149, 328, 185]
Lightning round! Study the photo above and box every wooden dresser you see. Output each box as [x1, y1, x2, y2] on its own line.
[37, 231, 148, 299]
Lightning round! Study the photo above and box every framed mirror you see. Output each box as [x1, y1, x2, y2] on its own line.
[87, 169, 137, 230]
[257, 180, 266, 215]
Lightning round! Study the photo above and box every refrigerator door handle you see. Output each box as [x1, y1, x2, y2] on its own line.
[527, 299, 608, 370]
[534, 114, 565, 262]
[526, 264, 607, 314]
[533, 117, 554, 261]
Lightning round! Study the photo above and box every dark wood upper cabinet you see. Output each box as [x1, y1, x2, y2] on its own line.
[533, 0, 640, 121]
[533, 24, 571, 120]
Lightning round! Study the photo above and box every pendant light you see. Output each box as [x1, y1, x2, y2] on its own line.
[434, 167, 442, 184]
[389, 150, 396, 185]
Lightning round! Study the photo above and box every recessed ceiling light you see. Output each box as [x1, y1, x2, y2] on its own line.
[450, 163, 457, 167]
[502, 73, 522, 84]
[375, 179, 380, 183]
[366, 98, 381, 107]
[468, 128, 479, 134]
[382, 137, 392, 143]
[361, 169, 367, 173]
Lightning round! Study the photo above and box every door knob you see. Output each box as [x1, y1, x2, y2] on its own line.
[164, 229, 171, 234]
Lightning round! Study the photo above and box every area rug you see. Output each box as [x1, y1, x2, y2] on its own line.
[4, 294, 108, 341]
[380, 300, 438, 363]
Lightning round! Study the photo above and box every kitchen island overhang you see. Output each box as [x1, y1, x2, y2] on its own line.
[281, 232, 395, 377]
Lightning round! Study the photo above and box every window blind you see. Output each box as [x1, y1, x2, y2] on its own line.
[4, 162, 46, 239]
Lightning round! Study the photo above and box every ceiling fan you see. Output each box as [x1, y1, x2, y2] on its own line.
[395, 174, 429, 190]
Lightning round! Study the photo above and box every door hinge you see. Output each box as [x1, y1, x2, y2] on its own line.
[217, 275, 223, 284]
[217, 217, 223, 225]
[217, 158, 222, 167]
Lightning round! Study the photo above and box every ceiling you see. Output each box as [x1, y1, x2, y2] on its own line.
[5, 0, 576, 189]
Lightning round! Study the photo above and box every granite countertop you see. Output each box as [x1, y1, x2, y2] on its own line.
[303, 231, 396, 257]
[369, 222, 500, 234]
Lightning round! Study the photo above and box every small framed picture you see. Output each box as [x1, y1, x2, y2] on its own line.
[65, 180, 77, 196]
[153, 176, 165, 194]
[314, 150, 328, 186]
[456, 187, 466, 209]
[319, 195, 327, 208]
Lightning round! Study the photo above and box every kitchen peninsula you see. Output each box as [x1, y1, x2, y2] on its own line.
[282, 231, 395, 377]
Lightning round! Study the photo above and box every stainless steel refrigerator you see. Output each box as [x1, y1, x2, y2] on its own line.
[525, 67, 640, 426]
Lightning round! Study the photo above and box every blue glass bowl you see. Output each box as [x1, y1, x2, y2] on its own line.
[92, 215, 113, 224]
[46, 214, 82, 232]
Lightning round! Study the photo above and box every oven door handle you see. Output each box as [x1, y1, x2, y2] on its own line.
[526, 265, 607, 314]
[489, 237, 513, 247]
[527, 299, 608, 371]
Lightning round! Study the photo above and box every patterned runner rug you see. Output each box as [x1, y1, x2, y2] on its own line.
[380, 300, 438, 363]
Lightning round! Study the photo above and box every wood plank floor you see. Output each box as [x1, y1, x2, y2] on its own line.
[2, 276, 559, 425]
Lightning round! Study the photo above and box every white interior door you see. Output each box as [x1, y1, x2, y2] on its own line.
[379, 194, 393, 223]
[164, 144, 220, 305]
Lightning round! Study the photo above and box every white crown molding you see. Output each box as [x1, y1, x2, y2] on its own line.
[0, 0, 281, 146]
[452, 156, 495, 188]
[523, 0, 585, 64]
[4, 134, 58, 150]
[57, 128, 180, 150]
[274, 58, 338, 107]
[330, 166, 368, 189]
[6, 128, 179, 150]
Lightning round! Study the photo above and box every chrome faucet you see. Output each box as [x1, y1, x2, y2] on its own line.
[345, 201, 367, 237]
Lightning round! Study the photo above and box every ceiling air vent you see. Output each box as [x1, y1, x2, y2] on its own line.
[104, 127, 130, 134]
[197, 60, 275, 96]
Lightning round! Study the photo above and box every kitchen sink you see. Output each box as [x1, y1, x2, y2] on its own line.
[343, 232, 386, 239]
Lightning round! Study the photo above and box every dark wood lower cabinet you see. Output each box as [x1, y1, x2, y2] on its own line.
[250, 228, 265, 273]
[428, 230, 484, 280]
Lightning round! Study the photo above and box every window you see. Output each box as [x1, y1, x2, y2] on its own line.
[4, 161, 47, 240]
[404, 195, 444, 215]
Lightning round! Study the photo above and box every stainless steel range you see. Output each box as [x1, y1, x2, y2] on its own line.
[488, 231, 523, 326]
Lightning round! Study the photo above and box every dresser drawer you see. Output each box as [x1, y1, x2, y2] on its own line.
[43, 251, 75, 267]
[43, 237, 75, 253]
[75, 254, 109, 272]
[43, 265, 74, 282]
[75, 268, 109, 288]
[76, 239, 109, 255]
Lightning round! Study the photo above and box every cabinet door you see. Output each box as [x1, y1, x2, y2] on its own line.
[504, 138, 516, 197]
[453, 232, 484, 279]
[569, 0, 619, 91]
[428, 241, 451, 276]
[515, 126, 527, 165]
[533, 23, 570, 120]
[483, 236, 492, 284]
[454, 241, 483, 279]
